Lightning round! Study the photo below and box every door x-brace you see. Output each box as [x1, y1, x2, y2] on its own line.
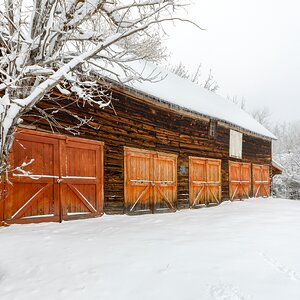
[129, 179, 175, 212]
[230, 180, 250, 200]
[192, 181, 220, 207]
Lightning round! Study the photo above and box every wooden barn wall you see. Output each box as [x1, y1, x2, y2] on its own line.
[20, 89, 272, 214]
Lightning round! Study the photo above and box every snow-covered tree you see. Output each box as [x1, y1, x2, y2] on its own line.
[0, 0, 196, 178]
[272, 121, 300, 199]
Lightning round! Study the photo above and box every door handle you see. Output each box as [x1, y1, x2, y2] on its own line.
[57, 179, 63, 184]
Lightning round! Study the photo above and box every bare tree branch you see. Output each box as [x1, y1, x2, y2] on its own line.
[0, 0, 199, 179]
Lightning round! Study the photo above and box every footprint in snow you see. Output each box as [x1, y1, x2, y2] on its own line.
[158, 264, 170, 273]
[260, 252, 300, 282]
[210, 284, 252, 300]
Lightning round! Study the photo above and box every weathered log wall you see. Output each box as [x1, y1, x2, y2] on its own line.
[21, 86, 272, 214]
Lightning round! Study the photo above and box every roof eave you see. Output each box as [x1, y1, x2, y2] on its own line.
[106, 77, 275, 141]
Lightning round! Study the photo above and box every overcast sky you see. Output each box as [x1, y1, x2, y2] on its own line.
[164, 0, 300, 123]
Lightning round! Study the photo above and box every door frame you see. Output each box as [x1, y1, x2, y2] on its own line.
[124, 147, 177, 214]
[229, 160, 251, 200]
[189, 156, 222, 207]
[2, 128, 104, 224]
[252, 164, 270, 198]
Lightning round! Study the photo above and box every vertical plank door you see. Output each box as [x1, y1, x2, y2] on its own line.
[229, 161, 251, 200]
[253, 164, 270, 197]
[206, 159, 222, 204]
[0, 129, 104, 224]
[124, 148, 177, 214]
[1, 131, 60, 223]
[153, 152, 177, 212]
[189, 157, 221, 207]
[60, 138, 104, 220]
[124, 148, 152, 214]
[189, 157, 207, 207]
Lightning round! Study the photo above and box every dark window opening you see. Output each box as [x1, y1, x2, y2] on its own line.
[209, 120, 217, 137]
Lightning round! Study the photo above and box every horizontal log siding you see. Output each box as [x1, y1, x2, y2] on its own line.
[21, 89, 272, 214]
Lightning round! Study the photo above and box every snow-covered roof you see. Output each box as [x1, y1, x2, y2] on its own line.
[103, 60, 276, 140]
[272, 159, 284, 172]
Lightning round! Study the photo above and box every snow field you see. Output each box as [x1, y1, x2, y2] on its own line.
[1, 198, 300, 300]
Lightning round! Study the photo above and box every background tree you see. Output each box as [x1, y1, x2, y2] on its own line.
[227, 95, 271, 129]
[250, 107, 271, 129]
[227, 95, 246, 110]
[0, 0, 197, 179]
[272, 121, 300, 199]
[168, 62, 219, 92]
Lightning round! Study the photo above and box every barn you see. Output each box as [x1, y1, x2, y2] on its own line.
[0, 61, 277, 224]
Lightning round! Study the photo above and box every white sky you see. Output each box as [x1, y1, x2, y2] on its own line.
[164, 0, 300, 123]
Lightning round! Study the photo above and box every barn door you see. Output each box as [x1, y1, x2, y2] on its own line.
[229, 161, 251, 200]
[1, 130, 103, 224]
[60, 139, 104, 220]
[124, 148, 177, 214]
[189, 157, 221, 207]
[253, 164, 270, 197]
[153, 153, 176, 212]
[1, 132, 60, 223]
[124, 149, 152, 213]
[206, 159, 222, 204]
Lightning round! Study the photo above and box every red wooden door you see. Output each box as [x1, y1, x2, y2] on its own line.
[124, 148, 177, 214]
[253, 164, 270, 197]
[1, 131, 60, 223]
[229, 161, 251, 200]
[189, 157, 221, 207]
[1, 130, 103, 224]
[60, 138, 104, 220]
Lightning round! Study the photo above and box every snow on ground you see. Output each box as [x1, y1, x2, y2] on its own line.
[1, 198, 300, 300]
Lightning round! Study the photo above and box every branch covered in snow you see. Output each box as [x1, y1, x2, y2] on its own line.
[0, 0, 197, 178]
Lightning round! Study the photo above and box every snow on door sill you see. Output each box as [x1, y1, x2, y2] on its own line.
[21, 214, 55, 219]
[67, 212, 92, 216]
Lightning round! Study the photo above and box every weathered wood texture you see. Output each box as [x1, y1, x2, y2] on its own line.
[229, 161, 251, 200]
[0, 130, 103, 223]
[189, 157, 221, 207]
[19, 86, 272, 214]
[124, 147, 177, 214]
[272, 163, 283, 176]
[252, 164, 270, 197]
